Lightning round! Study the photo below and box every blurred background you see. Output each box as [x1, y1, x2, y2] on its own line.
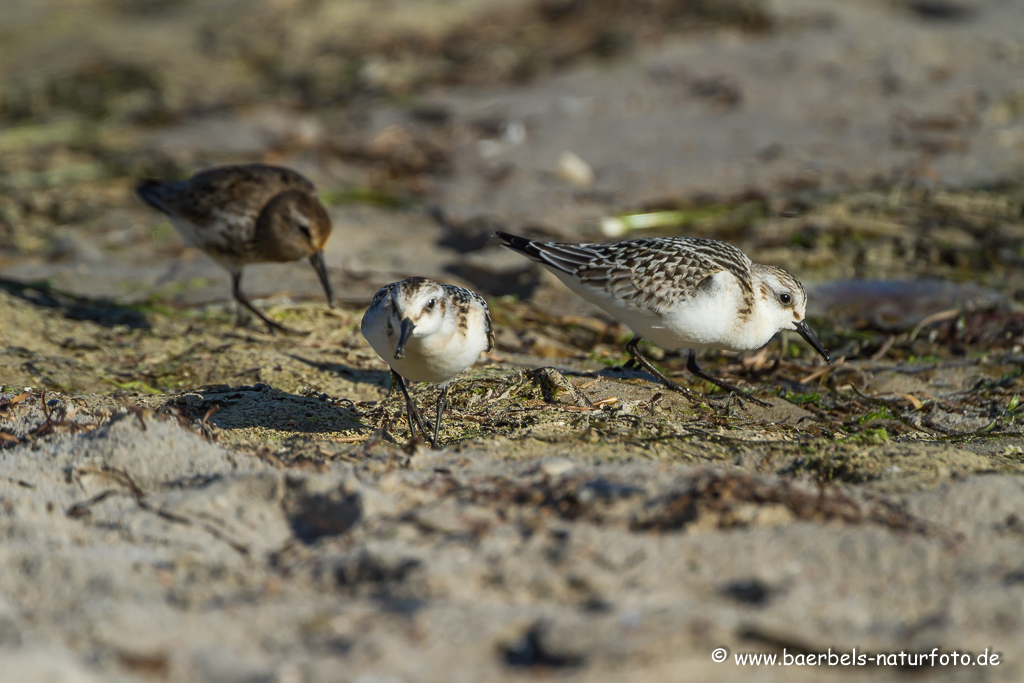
[2, 0, 1024, 324]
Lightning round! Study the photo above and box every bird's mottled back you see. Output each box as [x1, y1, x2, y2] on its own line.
[497, 233, 754, 312]
[136, 164, 316, 227]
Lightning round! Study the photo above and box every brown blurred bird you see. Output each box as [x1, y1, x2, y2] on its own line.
[136, 163, 334, 334]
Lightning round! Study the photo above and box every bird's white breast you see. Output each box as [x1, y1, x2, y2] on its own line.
[169, 214, 250, 271]
[551, 268, 774, 352]
[361, 303, 489, 385]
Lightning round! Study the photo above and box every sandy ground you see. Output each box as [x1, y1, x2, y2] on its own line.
[3, 0, 1024, 680]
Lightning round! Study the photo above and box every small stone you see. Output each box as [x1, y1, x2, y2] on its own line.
[600, 217, 628, 238]
[556, 151, 595, 187]
[541, 458, 575, 477]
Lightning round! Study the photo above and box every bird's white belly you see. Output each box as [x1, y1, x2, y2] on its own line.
[552, 269, 767, 352]
[361, 311, 488, 385]
[360, 312, 393, 368]
[170, 218, 206, 251]
[170, 216, 249, 271]
[395, 338, 485, 383]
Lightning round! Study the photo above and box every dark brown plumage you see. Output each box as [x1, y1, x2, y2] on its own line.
[137, 164, 334, 334]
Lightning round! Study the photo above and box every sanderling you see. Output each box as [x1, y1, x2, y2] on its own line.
[136, 163, 334, 334]
[361, 277, 493, 447]
[496, 231, 829, 405]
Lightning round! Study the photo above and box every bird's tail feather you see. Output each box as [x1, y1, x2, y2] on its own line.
[495, 231, 590, 275]
[135, 179, 176, 213]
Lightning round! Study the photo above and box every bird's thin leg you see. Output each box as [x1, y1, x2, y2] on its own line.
[392, 371, 431, 443]
[432, 384, 450, 449]
[386, 369, 401, 400]
[231, 270, 253, 328]
[686, 352, 770, 408]
[231, 270, 303, 335]
[624, 336, 701, 400]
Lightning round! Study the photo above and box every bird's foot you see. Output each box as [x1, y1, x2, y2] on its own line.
[235, 300, 309, 335]
[651, 376, 705, 402]
[237, 318, 309, 336]
[684, 355, 771, 408]
[701, 389, 771, 409]
[405, 399, 437, 448]
[660, 376, 770, 408]
[262, 319, 311, 336]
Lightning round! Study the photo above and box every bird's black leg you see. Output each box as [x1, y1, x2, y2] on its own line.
[624, 336, 701, 400]
[231, 270, 304, 335]
[231, 270, 253, 328]
[686, 352, 770, 408]
[392, 371, 431, 444]
[386, 369, 401, 400]
[432, 384, 450, 448]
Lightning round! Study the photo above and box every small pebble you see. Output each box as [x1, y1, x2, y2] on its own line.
[540, 458, 575, 477]
[557, 151, 595, 187]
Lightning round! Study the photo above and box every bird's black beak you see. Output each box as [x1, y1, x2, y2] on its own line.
[309, 251, 333, 308]
[795, 320, 831, 364]
[395, 318, 415, 359]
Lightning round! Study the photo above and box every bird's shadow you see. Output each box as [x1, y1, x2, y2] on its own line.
[285, 353, 391, 389]
[524, 361, 659, 386]
[164, 383, 367, 434]
[0, 277, 150, 329]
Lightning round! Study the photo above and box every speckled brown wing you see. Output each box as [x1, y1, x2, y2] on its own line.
[142, 164, 315, 226]
[497, 233, 753, 312]
[136, 164, 317, 264]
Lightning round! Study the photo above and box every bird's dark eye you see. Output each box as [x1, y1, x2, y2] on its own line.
[779, 292, 792, 305]
[426, 298, 437, 310]
[298, 225, 312, 240]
